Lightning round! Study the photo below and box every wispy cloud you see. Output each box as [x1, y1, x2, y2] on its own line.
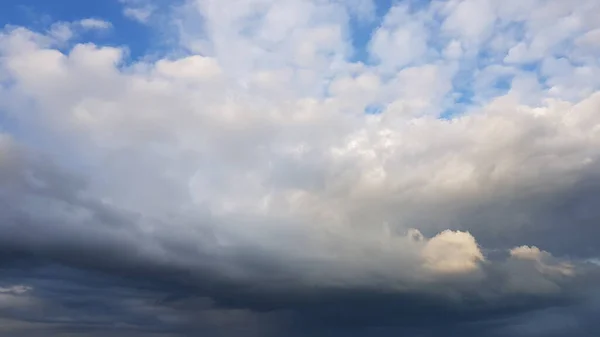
[78, 18, 113, 30]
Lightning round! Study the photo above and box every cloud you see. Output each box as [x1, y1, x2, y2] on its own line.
[123, 7, 155, 23]
[78, 18, 113, 30]
[0, 285, 32, 295]
[1, 0, 600, 335]
[421, 230, 484, 274]
[119, 0, 159, 24]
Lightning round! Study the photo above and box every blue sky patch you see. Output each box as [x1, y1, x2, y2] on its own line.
[0, 0, 152, 60]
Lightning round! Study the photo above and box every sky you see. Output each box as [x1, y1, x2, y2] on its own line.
[1, 0, 600, 336]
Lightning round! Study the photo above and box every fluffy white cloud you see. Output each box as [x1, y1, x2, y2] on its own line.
[421, 230, 484, 274]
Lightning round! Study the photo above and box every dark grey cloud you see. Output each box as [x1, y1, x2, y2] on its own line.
[1, 258, 599, 337]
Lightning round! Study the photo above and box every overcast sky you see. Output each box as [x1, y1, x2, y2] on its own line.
[1, 0, 600, 336]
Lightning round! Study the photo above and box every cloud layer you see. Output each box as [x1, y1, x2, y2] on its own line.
[1, 0, 600, 336]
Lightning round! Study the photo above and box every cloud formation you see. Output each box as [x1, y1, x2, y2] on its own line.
[1, 0, 600, 335]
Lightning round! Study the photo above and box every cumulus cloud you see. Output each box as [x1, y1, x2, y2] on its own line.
[1, 0, 600, 336]
[421, 230, 484, 274]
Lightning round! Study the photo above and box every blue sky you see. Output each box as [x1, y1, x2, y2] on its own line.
[0, 0, 153, 58]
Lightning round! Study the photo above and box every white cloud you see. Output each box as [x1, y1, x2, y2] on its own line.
[78, 18, 113, 30]
[369, 4, 430, 70]
[510, 246, 575, 276]
[443, 39, 463, 59]
[421, 230, 484, 274]
[119, 0, 157, 23]
[504, 246, 576, 295]
[47, 22, 73, 43]
[576, 28, 600, 51]
[123, 6, 155, 23]
[442, 0, 497, 44]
